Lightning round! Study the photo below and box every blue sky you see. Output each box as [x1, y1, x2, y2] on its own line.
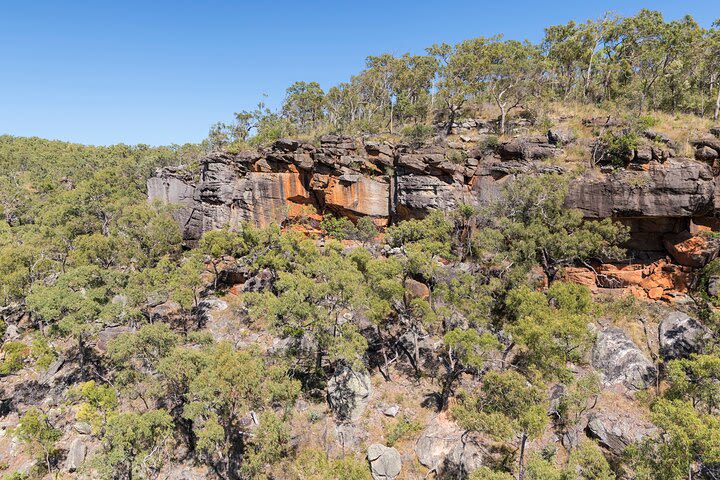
[0, 0, 717, 146]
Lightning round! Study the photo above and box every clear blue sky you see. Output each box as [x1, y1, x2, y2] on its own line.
[1, 0, 716, 146]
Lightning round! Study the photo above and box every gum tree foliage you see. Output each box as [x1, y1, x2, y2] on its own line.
[666, 353, 720, 414]
[282, 81, 327, 133]
[505, 282, 597, 380]
[626, 399, 720, 480]
[245, 239, 368, 376]
[15, 408, 61, 475]
[439, 327, 500, 410]
[476, 174, 628, 279]
[210, 12, 720, 144]
[453, 370, 549, 480]
[174, 342, 300, 479]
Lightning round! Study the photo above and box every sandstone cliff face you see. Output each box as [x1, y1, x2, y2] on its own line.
[148, 133, 720, 272]
[565, 159, 715, 219]
[150, 135, 480, 240]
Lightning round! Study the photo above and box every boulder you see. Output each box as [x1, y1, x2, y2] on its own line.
[499, 135, 561, 160]
[327, 365, 372, 422]
[583, 117, 623, 127]
[320, 134, 356, 150]
[73, 422, 92, 435]
[659, 311, 707, 360]
[334, 423, 364, 454]
[404, 278, 430, 300]
[663, 231, 720, 268]
[559, 267, 597, 289]
[696, 146, 719, 162]
[367, 444, 402, 480]
[548, 127, 576, 145]
[415, 415, 485, 476]
[691, 134, 720, 152]
[39, 356, 65, 385]
[242, 268, 275, 293]
[592, 328, 656, 390]
[634, 145, 653, 163]
[586, 411, 656, 455]
[161, 466, 210, 480]
[273, 138, 303, 152]
[66, 438, 86, 472]
[382, 405, 400, 417]
[708, 275, 720, 297]
[96, 325, 132, 353]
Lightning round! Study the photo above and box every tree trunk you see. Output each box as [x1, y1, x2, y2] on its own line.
[44, 448, 51, 477]
[446, 105, 457, 135]
[501, 342, 515, 370]
[439, 368, 457, 412]
[389, 101, 394, 134]
[78, 335, 85, 374]
[500, 106, 507, 135]
[315, 348, 323, 373]
[378, 326, 391, 381]
[714, 83, 720, 122]
[413, 328, 421, 378]
[584, 42, 598, 99]
[518, 433, 528, 480]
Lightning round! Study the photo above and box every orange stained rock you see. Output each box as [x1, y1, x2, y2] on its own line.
[324, 176, 389, 217]
[647, 286, 664, 300]
[248, 171, 311, 227]
[601, 267, 644, 286]
[562, 259, 696, 303]
[559, 267, 597, 289]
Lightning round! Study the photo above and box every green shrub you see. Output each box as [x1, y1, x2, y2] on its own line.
[638, 115, 659, 129]
[320, 215, 356, 240]
[31, 335, 57, 370]
[478, 134, 500, 153]
[355, 216, 378, 244]
[383, 414, 423, 447]
[402, 124, 434, 148]
[0, 341, 29, 375]
[603, 131, 639, 166]
[445, 149, 467, 164]
[2, 473, 28, 480]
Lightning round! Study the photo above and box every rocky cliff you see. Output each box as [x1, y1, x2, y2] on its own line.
[150, 128, 720, 259]
[149, 135, 481, 240]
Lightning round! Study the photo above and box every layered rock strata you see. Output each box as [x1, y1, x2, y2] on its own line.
[149, 131, 720, 285]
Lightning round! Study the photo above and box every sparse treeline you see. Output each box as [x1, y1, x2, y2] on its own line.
[209, 9, 720, 150]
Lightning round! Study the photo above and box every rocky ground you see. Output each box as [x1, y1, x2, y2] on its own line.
[4, 112, 720, 479]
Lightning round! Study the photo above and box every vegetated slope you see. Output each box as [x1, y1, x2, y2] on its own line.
[3, 8, 720, 480]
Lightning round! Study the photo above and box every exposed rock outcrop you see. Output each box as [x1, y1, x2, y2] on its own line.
[659, 311, 708, 360]
[415, 415, 485, 476]
[149, 133, 720, 283]
[327, 364, 372, 422]
[559, 259, 696, 302]
[367, 444, 402, 480]
[565, 159, 715, 219]
[592, 328, 657, 390]
[147, 168, 203, 240]
[586, 410, 656, 455]
[663, 231, 720, 268]
[65, 438, 87, 472]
